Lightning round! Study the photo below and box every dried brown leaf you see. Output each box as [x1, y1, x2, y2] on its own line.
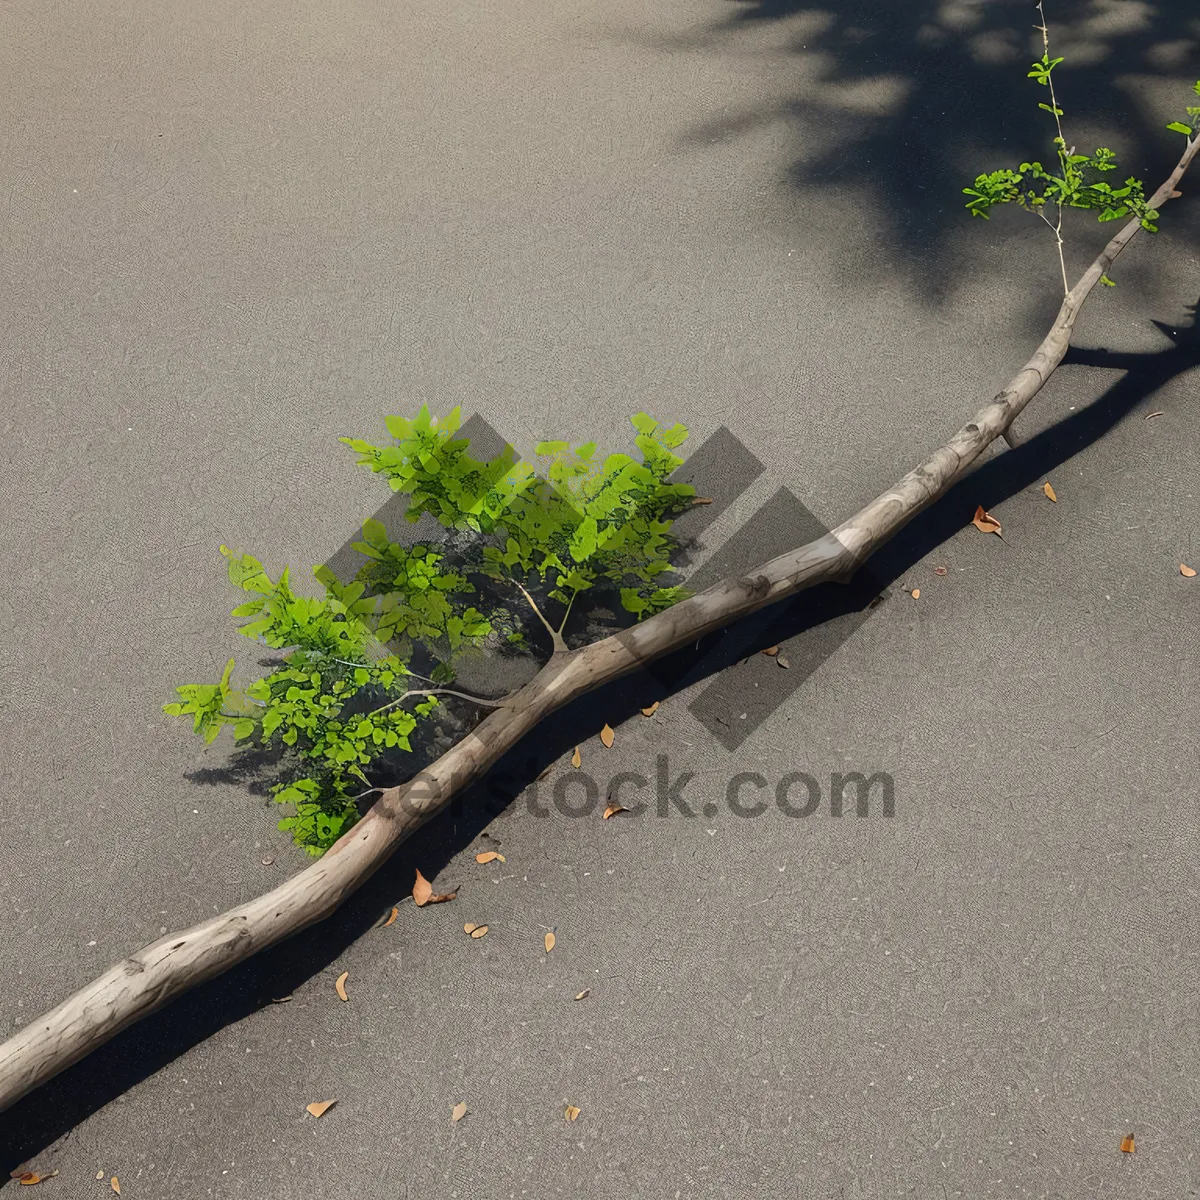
[335, 971, 349, 1002]
[934, 566, 948, 576]
[691, 497, 713, 505]
[574, 989, 590, 1001]
[599, 723, 615, 748]
[1042, 481, 1057, 502]
[475, 851, 506, 864]
[451, 1102, 468, 1123]
[640, 701, 660, 717]
[260, 856, 275, 866]
[18, 1172, 54, 1186]
[602, 804, 629, 820]
[1181, 564, 1197, 577]
[910, 589, 920, 599]
[776, 655, 790, 669]
[1120, 1134, 1136, 1154]
[564, 1105, 581, 1122]
[971, 505, 1002, 537]
[306, 1100, 337, 1119]
[382, 906, 399, 928]
[544, 932, 556, 954]
[413, 869, 456, 904]
[761, 646, 779, 657]
[111, 1180, 120, 1196]
[571, 746, 581, 769]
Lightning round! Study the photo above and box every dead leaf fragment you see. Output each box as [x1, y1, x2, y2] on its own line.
[475, 851, 506, 864]
[971, 505, 1003, 537]
[306, 1100, 337, 1119]
[571, 746, 581, 769]
[934, 566, 948, 576]
[335, 971, 349, 1002]
[260, 856, 275, 866]
[564, 1105, 581, 1122]
[603, 803, 629, 820]
[910, 589, 920, 599]
[544, 932, 556, 954]
[1181, 564, 1197, 577]
[97, 1173, 105, 1181]
[640, 701, 660, 717]
[776, 655, 790, 669]
[469, 924, 489, 939]
[574, 989, 590, 1001]
[451, 1102, 468, 1123]
[1042, 481, 1057, 502]
[382, 906, 399, 928]
[412, 868, 457, 905]
[111, 1179, 120, 1196]
[17, 1172, 58, 1186]
[599, 723, 615, 748]
[1120, 1134, 1136, 1154]
[691, 496, 713, 505]
[1145, 411, 1164, 420]
[761, 646, 779, 657]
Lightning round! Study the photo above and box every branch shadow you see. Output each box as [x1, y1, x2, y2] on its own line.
[2, 312, 1197, 1177]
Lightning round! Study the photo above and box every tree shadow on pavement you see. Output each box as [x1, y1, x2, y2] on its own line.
[2, 298, 1197, 1177]
[675, 0, 1199, 296]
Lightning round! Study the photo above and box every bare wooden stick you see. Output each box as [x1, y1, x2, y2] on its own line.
[0, 135, 1195, 1115]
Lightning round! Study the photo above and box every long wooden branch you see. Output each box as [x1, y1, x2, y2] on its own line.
[1, 135, 1195, 1115]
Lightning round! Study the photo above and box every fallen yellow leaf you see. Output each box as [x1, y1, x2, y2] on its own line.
[599, 723, 615, 748]
[640, 701, 660, 717]
[1121, 1134, 1136, 1154]
[602, 804, 629, 820]
[1181, 564, 1197, 577]
[571, 747, 581, 769]
[306, 1100, 337, 1118]
[464, 922, 478, 934]
[1043, 481, 1057, 502]
[18, 1172, 57, 1185]
[544, 932, 556, 954]
[574, 989, 590, 1001]
[910, 589, 920, 599]
[382, 906, 399, 928]
[335, 971, 349, 1002]
[451, 1102, 467, 1123]
[475, 851, 506, 864]
[564, 1105, 581, 1122]
[111, 1180, 121, 1196]
[971, 505, 1003, 537]
[470, 925, 489, 939]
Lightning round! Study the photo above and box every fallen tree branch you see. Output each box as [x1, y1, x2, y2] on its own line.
[1, 134, 1195, 1115]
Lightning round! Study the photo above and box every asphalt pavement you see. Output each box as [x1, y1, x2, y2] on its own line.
[1, 0, 1198, 1196]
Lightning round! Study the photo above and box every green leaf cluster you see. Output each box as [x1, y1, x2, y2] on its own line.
[964, 54, 1199, 237]
[167, 411, 696, 854]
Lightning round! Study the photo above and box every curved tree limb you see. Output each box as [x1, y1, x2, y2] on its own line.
[0, 134, 1195, 1115]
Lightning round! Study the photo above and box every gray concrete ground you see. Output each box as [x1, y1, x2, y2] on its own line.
[1, 0, 1198, 1196]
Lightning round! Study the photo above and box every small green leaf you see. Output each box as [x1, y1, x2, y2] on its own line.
[1166, 121, 1194, 136]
